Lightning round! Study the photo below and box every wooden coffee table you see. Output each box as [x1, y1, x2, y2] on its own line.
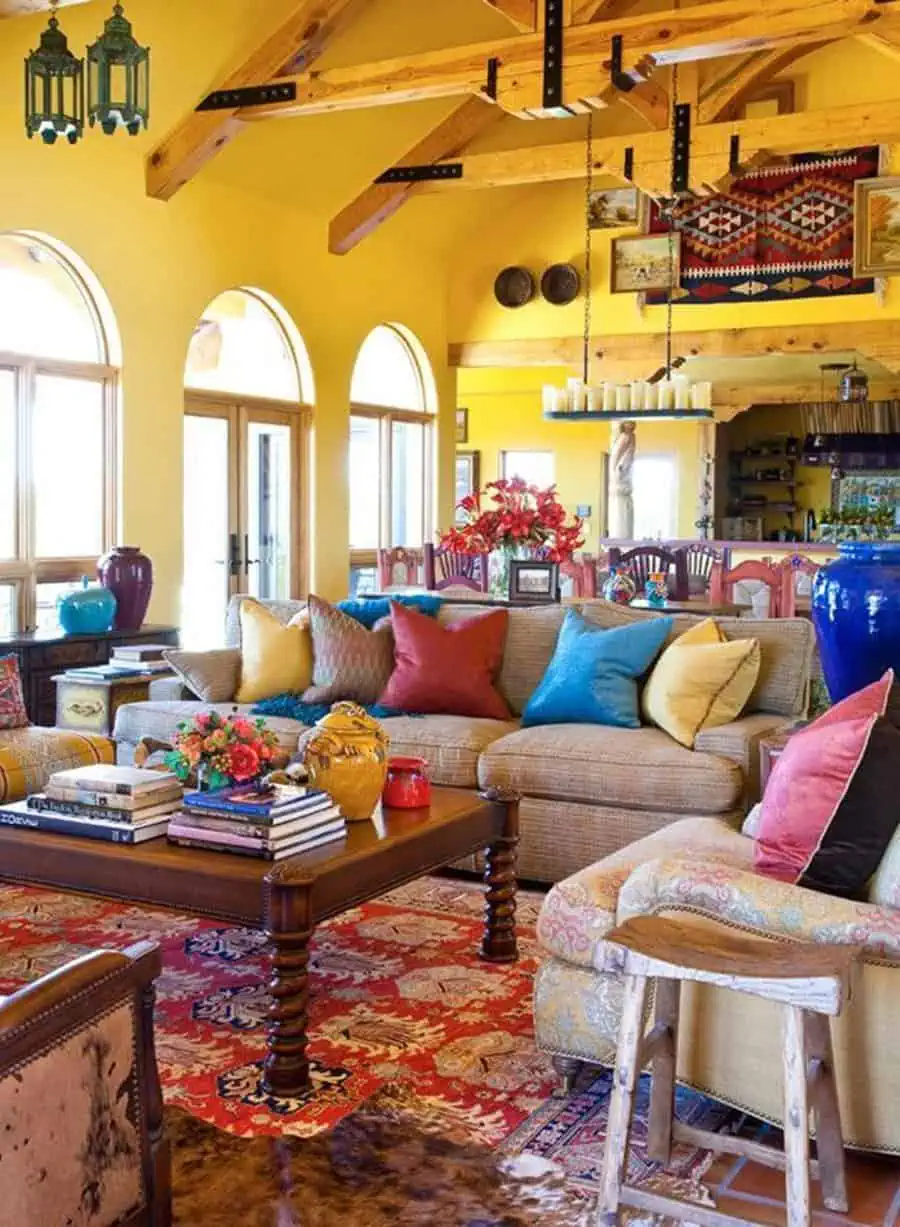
[0, 786, 519, 1097]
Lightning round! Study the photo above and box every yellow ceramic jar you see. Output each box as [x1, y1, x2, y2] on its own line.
[296, 702, 390, 822]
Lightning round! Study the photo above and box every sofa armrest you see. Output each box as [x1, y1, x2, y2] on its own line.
[149, 675, 192, 701]
[694, 713, 791, 804]
[617, 855, 900, 962]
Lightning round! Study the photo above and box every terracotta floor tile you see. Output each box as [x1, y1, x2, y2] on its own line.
[724, 1152, 900, 1223]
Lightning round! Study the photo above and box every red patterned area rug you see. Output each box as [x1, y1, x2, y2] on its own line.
[0, 875, 735, 1215]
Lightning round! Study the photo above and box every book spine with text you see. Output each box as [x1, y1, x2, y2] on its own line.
[46, 784, 180, 811]
[174, 810, 339, 840]
[0, 810, 154, 843]
[28, 795, 133, 823]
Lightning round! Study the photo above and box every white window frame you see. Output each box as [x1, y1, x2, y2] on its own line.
[632, 452, 680, 541]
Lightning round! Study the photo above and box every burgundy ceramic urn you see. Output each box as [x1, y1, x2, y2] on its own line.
[97, 545, 153, 630]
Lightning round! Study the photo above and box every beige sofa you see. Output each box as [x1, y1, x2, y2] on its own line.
[114, 596, 814, 883]
[534, 814, 900, 1154]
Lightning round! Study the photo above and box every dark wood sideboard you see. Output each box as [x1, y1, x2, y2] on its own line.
[0, 625, 178, 726]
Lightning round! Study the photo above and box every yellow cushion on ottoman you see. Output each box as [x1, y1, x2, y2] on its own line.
[235, 598, 313, 704]
[642, 618, 760, 748]
[0, 728, 113, 804]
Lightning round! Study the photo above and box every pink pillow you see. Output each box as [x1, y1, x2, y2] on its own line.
[799, 669, 892, 734]
[380, 603, 511, 721]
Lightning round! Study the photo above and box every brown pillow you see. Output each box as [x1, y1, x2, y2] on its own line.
[163, 648, 241, 703]
[303, 595, 394, 706]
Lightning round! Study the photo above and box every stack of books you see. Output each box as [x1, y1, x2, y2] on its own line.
[110, 644, 174, 675]
[0, 765, 182, 844]
[168, 786, 345, 860]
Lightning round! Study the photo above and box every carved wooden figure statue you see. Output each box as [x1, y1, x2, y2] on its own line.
[609, 421, 636, 540]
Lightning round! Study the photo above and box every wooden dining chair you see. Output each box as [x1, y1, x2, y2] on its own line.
[559, 553, 598, 598]
[607, 545, 689, 600]
[680, 543, 731, 596]
[778, 553, 819, 617]
[423, 543, 490, 592]
[377, 546, 423, 589]
[710, 559, 785, 617]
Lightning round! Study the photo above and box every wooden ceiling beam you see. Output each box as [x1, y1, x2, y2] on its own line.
[698, 44, 825, 123]
[414, 99, 900, 196]
[145, 0, 370, 202]
[239, 0, 899, 122]
[448, 321, 900, 373]
[481, 0, 538, 31]
[855, 29, 900, 62]
[328, 99, 502, 255]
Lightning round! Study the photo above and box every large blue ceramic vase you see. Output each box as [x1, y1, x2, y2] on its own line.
[811, 542, 900, 702]
[57, 577, 117, 636]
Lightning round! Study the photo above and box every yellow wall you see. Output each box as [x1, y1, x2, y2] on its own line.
[0, 0, 460, 623]
[458, 367, 702, 545]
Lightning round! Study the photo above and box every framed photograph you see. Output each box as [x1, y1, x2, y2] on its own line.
[611, 233, 681, 294]
[589, 187, 645, 230]
[508, 560, 560, 605]
[854, 177, 900, 277]
[455, 450, 480, 523]
[455, 407, 469, 444]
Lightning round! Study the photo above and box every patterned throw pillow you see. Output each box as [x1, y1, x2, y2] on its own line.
[163, 648, 242, 703]
[304, 595, 395, 706]
[0, 655, 28, 729]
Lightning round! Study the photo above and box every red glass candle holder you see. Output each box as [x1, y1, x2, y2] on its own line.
[383, 756, 431, 809]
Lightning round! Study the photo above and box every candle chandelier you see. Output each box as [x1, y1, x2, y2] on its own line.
[25, 1, 149, 146]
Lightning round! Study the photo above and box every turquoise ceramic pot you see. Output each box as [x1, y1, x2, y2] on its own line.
[58, 577, 117, 635]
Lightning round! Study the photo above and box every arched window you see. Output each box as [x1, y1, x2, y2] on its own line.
[182, 289, 312, 647]
[349, 325, 435, 592]
[0, 232, 119, 635]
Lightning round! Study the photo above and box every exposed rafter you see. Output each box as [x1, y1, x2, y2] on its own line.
[329, 99, 502, 255]
[237, 0, 900, 123]
[571, 0, 636, 19]
[481, 0, 537, 31]
[413, 99, 900, 196]
[855, 29, 900, 62]
[146, 0, 370, 202]
[698, 44, 825, 123]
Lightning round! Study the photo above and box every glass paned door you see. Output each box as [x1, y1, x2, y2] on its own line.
[182, 398, 302, 648]
[0, 370, 15, 562]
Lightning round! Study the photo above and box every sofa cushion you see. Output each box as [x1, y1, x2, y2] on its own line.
[163, 648, 241, 703]
[235, 599, 312, 703]
[0, 728, 114, 804]
[225, 594, 307, 648]
[438, 603, 565, 716]
[577, 601, 813, 717]
[0, 656, 28, 730]
[304, 595, 394, 706]
[479, 723, 743, 817]
[380, 714, 518, 788]
[113, 701, 305, 758]
[537, 816, 752, 967]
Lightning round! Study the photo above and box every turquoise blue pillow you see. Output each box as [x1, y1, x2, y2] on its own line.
[522, 610, 673, 729]
[338, 594, 442, 629]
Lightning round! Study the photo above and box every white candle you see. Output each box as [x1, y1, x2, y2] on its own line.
[616, 384, 630, 412]
[692, 381, 713, 410]
[673, 375, 690, 411]
[586, 385, 601, 413]
[630, 380, 647, 411]
[542, 384, 557, 414]
[657, 378, 675, 411]
[568, 377, 587, 413]
[602, 382, 616, 413]
[558, 387, 570, 413]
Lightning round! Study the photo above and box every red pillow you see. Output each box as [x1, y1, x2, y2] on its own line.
[754, 673, 900, 898]
[0, 655, 28, 730]
[380, 603, 512, 720]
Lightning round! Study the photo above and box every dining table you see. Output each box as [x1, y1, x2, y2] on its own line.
[576, 597, 745, 617]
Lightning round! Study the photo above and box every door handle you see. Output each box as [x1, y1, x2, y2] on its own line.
[228, 533, 242, 577]
[244, 534, 259, 575]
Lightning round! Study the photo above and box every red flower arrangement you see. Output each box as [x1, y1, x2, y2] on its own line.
[441, 478, 585, 563]
[166, 711, 280, 790]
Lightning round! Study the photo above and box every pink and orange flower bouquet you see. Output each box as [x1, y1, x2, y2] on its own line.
[165, 710, 281, 790]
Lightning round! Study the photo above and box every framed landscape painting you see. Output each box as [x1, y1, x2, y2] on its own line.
[611, 233, 681, 294]
[855, 177, 900, 276]
[589, 187, 644, 230]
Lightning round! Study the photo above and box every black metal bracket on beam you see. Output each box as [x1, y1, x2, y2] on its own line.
[729, 134, 741, 174]
[196, 82, 297, 112]
[623, 147, 634, 182]
[543, 0, 564, 110]
[484, 57, 499, 102]
[609, 35, 636, 93]
[375, 163, 463, 185]
[671, 102, 692, 196]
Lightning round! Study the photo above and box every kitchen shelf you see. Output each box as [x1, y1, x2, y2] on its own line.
[544, 409, 715, 422]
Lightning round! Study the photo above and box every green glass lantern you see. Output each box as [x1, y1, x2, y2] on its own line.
[24, 5, 85, 146]
[87, 3, 150, 136]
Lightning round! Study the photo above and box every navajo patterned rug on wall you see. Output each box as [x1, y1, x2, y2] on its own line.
[647, 146, 878, 304]
[0, 875, 733, 1215]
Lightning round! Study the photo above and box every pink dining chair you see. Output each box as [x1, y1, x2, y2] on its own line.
[777, 553, 819, 617]
[423, 543, 490, 592]
[560, 553, 598, 598]
[377, 547, 423, 589]
[709, 560, 785, 618]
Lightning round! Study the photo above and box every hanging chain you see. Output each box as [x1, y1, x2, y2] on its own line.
[663, 59, 680, 379]
[582, 111, 594, 386]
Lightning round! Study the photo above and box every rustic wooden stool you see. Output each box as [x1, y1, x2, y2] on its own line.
[595, 915, 859, 1227]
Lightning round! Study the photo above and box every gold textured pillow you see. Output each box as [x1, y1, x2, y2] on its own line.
[642, 618, 760, 748]
[163, 648, 241, 703]
[234, 599, 313, 704]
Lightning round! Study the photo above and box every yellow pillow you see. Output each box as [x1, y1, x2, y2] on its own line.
[642, 618, 760, 748]
[235, 599, 313, 704]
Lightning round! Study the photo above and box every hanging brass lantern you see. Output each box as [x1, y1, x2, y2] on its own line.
[87, 3, 150, 136]
[839, 359, 869, 404]
[24, 3, 85, 146]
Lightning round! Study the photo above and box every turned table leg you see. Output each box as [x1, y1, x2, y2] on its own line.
[263, 870, 314, 1097]
[479, 788, 520, 964]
